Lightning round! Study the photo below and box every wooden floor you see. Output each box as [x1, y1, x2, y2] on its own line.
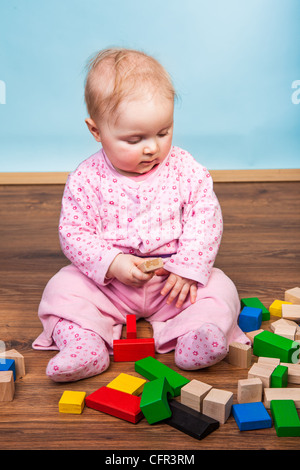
[0, 181, 299, 451]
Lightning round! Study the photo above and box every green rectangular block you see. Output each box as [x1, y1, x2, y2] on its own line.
[271, 365, 288, 388]
[135, 356, 189, 397]
[270, 399, 300, 437]
[253, 330, 299, 363]
[241, 297, 270, 321]
[140, 377, 173, 424]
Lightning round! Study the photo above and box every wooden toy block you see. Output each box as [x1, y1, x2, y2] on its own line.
[248, 362, 276, 388]
[253, 329, 299, 363]
[0, 371, 15, 401]
[202, 388, 233, 424]
[107, 373, 146, 395]
[113, 338, 155, 362]
[270, 317, 299, 332]
[280, 362, 300, 384]
[0, 349, 25, 379]
[126, 315, 136, 339]
[273, 324, 296, 340]
[238, 307, 262, 332]
[257, 356, 280, 366]
[85, 386, 143, 423]
[58, 390, 86, 414]
[228, 342, 252, 368]
[180, 379, 213, 412]
[285, 287, 300, 304]
[237, 377, 263, 404]
[264, 388, 300, 408]
[282, 304, 300, 322]
[232, 402, 272, 431]
[245, 329, 264, 344]
[135, 356, 189, 397]
[270, 399, 300, 437]
[138, 258, 163, 273]
[164, 399, 219, 440]
[0, 359, 16, 381]
[140, 377, 173, 424]
[271, 365, 288, 388]
[269, 299, 292, 317]
[241, 297, 269, 321]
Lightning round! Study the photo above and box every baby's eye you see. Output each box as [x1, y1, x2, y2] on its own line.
[158, 132, 169, 138]
[126, 138, 142, 144]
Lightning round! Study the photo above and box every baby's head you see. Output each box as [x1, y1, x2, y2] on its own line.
[84, 48, 176, 177]
[84, 47, 176, 123]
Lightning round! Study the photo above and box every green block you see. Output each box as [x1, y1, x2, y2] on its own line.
[270, 400, 300, 437]
[253, 330, 299, 363]
[271, 365, 288, 388]
[241, 297, 270, 321]
[135, 356, 189, 397]
[140, 377, 173, 424]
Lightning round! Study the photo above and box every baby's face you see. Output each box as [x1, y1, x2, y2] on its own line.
[87, 91, 174, 177]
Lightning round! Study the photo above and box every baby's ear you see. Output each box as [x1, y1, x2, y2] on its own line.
[85, 118, 101, 142]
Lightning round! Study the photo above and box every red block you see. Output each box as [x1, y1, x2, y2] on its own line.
[113, 338, 155, 362]
[85, 386, 143, 424]
[126, 314, 136, 339]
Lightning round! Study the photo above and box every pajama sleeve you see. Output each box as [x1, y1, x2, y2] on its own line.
[58, 169, 122, 286]
[163, 165, 223, 286]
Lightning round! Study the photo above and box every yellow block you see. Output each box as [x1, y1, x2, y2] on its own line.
[59, 390, 86, 414]
[107, 373, 146, 395]
[269, 299, 292, 317]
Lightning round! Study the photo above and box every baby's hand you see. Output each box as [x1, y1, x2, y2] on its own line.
[157, 269, 197, 308]
[106, 254, 154, 287]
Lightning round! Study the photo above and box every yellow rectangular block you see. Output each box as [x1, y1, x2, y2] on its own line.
[107, 373, 146, 395]
[59, 390, 86, 414]
[269, 299, 292, 317]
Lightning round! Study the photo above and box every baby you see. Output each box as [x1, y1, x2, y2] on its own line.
[32, 48, 249, 382]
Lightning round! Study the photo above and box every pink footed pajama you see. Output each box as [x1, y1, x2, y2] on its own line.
[45, 319, 109, 382]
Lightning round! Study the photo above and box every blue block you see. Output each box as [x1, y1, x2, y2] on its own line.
[0, 358, 16, 381]
[238, 306, 262, 332]
[232, 402, 272, 431]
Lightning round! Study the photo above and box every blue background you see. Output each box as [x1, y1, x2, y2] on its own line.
[0, 0, 299, 172]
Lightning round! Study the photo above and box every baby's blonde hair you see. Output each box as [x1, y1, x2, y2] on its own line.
[84, 48, 176, 121]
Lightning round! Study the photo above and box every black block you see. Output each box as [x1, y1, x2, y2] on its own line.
[164, 400, 219, 440]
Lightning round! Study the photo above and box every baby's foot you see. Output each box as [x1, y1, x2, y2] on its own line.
[46, 319, 109, 382]
[175, 323, 227, 370]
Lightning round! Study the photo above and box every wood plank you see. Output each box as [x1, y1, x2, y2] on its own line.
[0, 168, 300, 185]
[0, 181, 299, 450]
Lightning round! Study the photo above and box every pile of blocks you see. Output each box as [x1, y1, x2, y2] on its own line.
[58, 287, 300, 439]
[0, 348, 26, 401]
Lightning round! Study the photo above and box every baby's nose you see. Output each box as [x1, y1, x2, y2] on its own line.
[143, 138, 159, 155]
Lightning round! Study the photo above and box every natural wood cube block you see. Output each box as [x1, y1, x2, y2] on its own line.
[202, 388, 233, 424]
[274, 325, 296, 340]
[0, 349, 25, 379]
[245, 329, 264, 344]
[180, 379, 213, 412]
[285, 287, 300, 304]
[228, 342, 252, 368]
[237, 377, 263, 404]
[138, 258, 163, 273]
[0, 371, 15, 401]
[248, 362, 276, 388]
[282, 304, 300, 322]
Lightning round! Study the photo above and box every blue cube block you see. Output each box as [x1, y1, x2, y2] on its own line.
[238, 306, 262, 332]
[232, 402, 272, 431]
[0, 358, 16, 381]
